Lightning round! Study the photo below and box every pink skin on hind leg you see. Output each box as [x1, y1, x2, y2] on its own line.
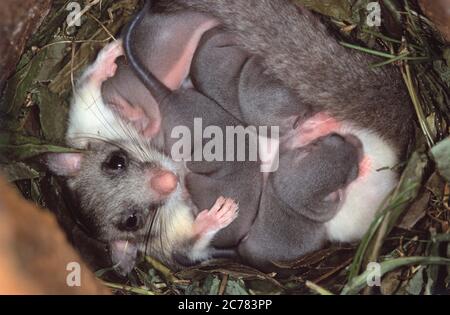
[83, 40, 160, 138]
[193, 197, 239, 239]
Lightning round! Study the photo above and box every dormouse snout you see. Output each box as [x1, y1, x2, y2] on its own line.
[149, 169, 178, 196]
[314, 133, 363, 186]
[343, 134, 364, 160]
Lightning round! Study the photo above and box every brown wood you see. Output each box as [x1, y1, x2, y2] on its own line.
[0, 0, 53, 92]
[0, 175, 109, 294]
[419, 0, 450, 42]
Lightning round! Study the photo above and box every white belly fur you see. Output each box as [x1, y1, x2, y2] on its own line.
[325, 123, 398, 242]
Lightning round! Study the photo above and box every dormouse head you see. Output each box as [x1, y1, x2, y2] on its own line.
[47, 138, 185, 274]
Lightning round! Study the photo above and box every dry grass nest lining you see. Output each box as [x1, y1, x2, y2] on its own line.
[0, 0, 449, 295]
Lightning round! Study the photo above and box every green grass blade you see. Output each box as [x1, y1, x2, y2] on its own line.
[342, 256, 450, 295]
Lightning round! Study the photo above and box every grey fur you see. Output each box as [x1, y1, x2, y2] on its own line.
[154, 0, 414, 154]
[119, 0, 413, 270]
[49, 0, 414, 273]
[48, 138, 190, 269]
[122, 3, 362, 271]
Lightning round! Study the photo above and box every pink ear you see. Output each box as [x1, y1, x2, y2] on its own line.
[141, 12, 219, 90]
[46, 153, 83, 177]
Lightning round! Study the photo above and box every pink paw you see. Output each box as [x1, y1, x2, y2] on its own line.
[193, 197, 239, 237]
[89, 40, 124, 85]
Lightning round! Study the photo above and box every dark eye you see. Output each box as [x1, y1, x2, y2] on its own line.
[103, 151, 128, 172]
[117, 210, 143, 232]
[121, 214, 140, 232]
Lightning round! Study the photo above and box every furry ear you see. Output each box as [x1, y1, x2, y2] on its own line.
[46, 153, 84, 177]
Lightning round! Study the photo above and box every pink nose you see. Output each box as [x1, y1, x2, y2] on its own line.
[150, 170, 178, 195]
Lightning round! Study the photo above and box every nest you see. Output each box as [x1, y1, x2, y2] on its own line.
[0, 0, 448, 295]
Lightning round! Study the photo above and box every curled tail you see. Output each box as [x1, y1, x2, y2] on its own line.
[123, 0, 171, 103]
